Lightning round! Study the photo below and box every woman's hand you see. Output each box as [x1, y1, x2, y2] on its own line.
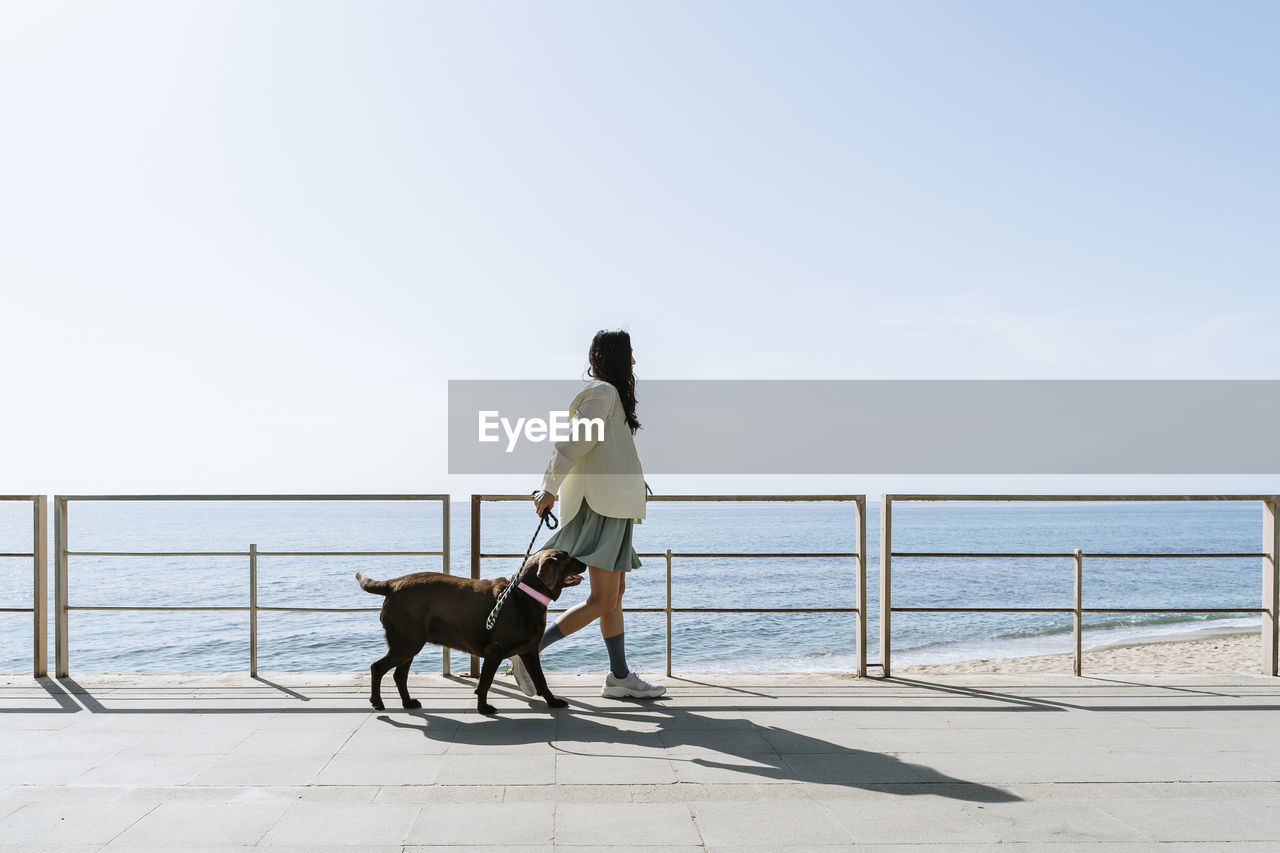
[534, 490, 556, 518]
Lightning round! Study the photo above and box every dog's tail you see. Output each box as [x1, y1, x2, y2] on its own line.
[355, 572, 392, 596]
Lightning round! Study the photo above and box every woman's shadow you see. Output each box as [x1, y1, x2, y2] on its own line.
[378, 699, 1020, 803]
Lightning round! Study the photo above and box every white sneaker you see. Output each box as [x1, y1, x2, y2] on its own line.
[602, 670, 666, 699]
[509, 657, 536, 696]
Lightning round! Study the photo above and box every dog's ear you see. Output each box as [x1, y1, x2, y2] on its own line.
[533, 550, 562, 589]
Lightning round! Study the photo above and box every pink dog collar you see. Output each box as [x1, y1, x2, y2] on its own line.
[517, 582, 552, 607]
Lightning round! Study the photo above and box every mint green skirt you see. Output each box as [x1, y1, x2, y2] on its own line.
[540, 501, 642, 572]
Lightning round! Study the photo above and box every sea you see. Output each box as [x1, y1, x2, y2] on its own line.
[0, 497, 1267, 674]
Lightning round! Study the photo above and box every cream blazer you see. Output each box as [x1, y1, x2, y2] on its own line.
[539, 379, 646, 524]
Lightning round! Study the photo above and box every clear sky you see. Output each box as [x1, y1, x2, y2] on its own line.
[2, 1, 1277, 497]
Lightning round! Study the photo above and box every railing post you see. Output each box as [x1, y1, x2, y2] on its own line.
[54, 494, 69, 676]
[33, 496, 47, 678]
[665, 549, 673, 678]
[1264, 498, 1279, 677]
[856, 496, 867, 677]
[54, 497, 68, 678]
[879, 495, 892, 677]
[442, 496, 451, 676]
[249, 543, 258, 677]
[469, 495, 481, 678]
[1073, 548, 1083, 677]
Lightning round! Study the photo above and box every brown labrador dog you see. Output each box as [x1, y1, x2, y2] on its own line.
[356, 549, 584, 714]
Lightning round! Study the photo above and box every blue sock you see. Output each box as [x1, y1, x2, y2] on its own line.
[539, 621, 565, 652]
[603, 632, 629, 679]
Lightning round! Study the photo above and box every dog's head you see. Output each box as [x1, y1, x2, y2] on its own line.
[525, 549, 585, 600]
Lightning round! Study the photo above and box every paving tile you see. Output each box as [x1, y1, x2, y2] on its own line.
[434, 753, 556, 785]
[75, 754, 222, 786]
[1097, 798, 1277, 842]
[405, 801, 553, 845]
[0, 755, 101, 785]
[551, 735, 665, 756]
[962, 799, 1152, 843]
[659, 727, 774, 755]
[230, 728, 354, 756]
[402, 847, 552, 853]
[313, 754, 443, 786]
[670, 752, 793, 784]
[258, 802, 422, 846]
[781, 752, 930, 785]
[0, 800, 157, 845]
[1, 730, 142, 760]
[691, 799, 851, 847]
[373, 784, 505, 804]
[337, 726, 453, 755]
[555, 802, 701, 846]
[818, 796, 1007, 845]
[108, 801, 289, 846]
[115, 728, 254, 756]
[190, 753, 331, 786]
[555, 752, 677, 785]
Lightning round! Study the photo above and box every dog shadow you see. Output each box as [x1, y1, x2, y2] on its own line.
[377, 697, 1020, 803]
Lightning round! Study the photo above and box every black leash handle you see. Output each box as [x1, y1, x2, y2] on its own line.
[524, 505, 558, 562]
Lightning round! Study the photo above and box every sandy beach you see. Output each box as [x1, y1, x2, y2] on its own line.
[896, 629, 1265, 675]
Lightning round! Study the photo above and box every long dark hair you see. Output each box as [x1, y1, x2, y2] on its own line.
[587, 329, 640, 434]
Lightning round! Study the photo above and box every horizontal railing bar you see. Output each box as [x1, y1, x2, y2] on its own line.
[1085, 553, 1264, 559]
[894, 552, 1077, 558]
[65, 550, 444, 558]
[61, 602, 867, 615]
[57, 494, 449, 501]
[0, 496, 42, 501]
[664, 607, 860, 613]
[886, 494, 1273, 502]
[68, 551, 250, 557]
[892, 606, 1262, 614]
[256, 607, 381, 613]
[894, 607, 1075, 613]
[0, 552, 34, 558]
[68, 605, 250, 611]
[479, 552, 858, 559]
[893, 552, 1265, 559]
[256, 551, 443, 557]
[0, 607, 34, 612]
[1085, 607, 1263, 614]
[540, 607, 859, 614]
[474, 494, 863, 502]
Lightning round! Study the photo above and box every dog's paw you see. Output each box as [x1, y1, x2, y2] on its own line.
[370, 698, 385, 711]
[545, 695, 569, 709]
[402, 699, 422, 710]
[477, 702, 497, 715]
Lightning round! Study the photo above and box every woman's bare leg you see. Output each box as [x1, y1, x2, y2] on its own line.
[553, 566, 622, 637]
[599, 572, 626, 638]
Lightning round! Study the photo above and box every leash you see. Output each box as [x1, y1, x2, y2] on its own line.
[485, 496, 559, 630]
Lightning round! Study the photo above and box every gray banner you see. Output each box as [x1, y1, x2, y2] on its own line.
[448, 380, 1280, 475]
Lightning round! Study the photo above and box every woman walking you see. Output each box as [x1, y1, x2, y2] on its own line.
[510, 329, 665, 699]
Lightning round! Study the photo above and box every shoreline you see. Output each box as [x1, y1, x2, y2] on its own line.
[895, 628, 1263, 675]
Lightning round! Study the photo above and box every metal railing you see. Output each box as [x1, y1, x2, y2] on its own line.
[471, 494, 867, 678]
[1, 496, 48, 676]
[879, 495, 1280, 677]
[53, 495, 449, 677]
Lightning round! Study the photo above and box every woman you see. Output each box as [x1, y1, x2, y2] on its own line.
[510, 329, 665, 699]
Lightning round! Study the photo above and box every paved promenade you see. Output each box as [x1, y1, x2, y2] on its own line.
[2, 671, 1279, 851]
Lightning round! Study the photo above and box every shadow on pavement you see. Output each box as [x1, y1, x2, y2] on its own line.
[379, 702, 1022, 803]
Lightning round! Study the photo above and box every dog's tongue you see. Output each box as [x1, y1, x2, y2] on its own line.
[564, 574, 583, 587]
